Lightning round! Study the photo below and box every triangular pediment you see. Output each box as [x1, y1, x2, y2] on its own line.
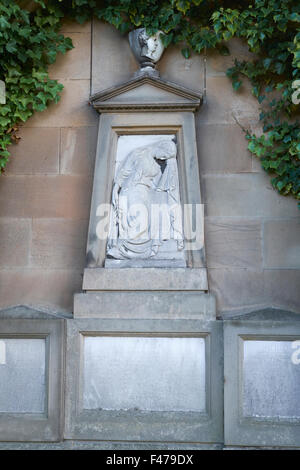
[90, 74, 202, 112]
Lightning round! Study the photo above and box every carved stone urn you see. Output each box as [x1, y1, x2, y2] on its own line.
[128, 28, 165, 75]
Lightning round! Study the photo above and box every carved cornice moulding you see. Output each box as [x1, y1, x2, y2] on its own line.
[90, 74, 202, 113]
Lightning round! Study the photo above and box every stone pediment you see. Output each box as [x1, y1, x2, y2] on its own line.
[90, 74, 202, 112]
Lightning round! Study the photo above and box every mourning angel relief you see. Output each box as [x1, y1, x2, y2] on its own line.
[106, 138, 184, 262]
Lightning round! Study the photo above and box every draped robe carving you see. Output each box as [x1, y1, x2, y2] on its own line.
[106, 139, 184, 261]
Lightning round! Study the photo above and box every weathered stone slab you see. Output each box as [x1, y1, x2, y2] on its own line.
[74, 291, 216, 319]
[0, 175, 92, 218]
[208, 267, 265, 314]
[83, 268, 208, 291]
[91, 21, 136, 94]
[24, 79, 97, 127]
[6, 128, 60, 175]
[0, 218, 31, 268]
[203, 174, 299, 217]
[196, 123, 252, 173]
[205, 217, 262, 268]
[60, 127, 98, 175]
[0, 269, 81, 312]
[198, 76, 259, 125]
[263, 269, 300, 313]
[209, 267, 300, 315]
[31, 218, 88, 269]
[49, 32, 91, 80]
[263, 219, 300, 268]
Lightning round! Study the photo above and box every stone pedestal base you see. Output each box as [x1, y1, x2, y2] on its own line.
[82, 267, 208, 291]
[74, 291, 216, 319]
[75, 267, 215, 319]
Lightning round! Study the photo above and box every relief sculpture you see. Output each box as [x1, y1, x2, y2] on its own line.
[106, 139, 185, 264]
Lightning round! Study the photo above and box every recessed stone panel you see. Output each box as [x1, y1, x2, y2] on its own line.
[65, 319, 223, 443]
[0, 338, 46, 413]
[83, 336, 206, 412]
[243, 340, 300, 419]
[0, 318, 64, 442]
[224, 320, 300, 447]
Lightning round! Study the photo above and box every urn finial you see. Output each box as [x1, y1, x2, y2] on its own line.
[128, 28, 165, 77]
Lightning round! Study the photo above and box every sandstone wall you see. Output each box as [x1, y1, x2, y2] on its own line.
[0, 20, 299, 315]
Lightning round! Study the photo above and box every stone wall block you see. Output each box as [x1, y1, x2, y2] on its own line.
[197, 123, 252, 173]
[205, 217, 262, 268]
[0, 218, 31, 267]
[24, 80, 97, 128]
[203, 174, 299, 217]
[49, 32, 91, 80]
[60, 127, 98, 175]
[31, 218, 88, 269]
[263, 219, 300, 268]
[6, 128, 60, 175]
[199, 76, 259, 125]
[0, 269, 82, 312]
[0, 175, 92, 219]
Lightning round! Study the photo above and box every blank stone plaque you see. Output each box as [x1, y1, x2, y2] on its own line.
[0, 338, 46, 414]
[83, 336, 205, 412]
[243, 340, 300, 419]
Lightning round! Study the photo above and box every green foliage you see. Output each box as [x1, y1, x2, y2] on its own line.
[0, 0, 299, 205]
[0, 0, 73, 169]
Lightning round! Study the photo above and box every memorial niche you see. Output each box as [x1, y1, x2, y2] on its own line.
[69, 24, 219, 446]
[85, 23, 207, 271]
[106, 135, 185, 267]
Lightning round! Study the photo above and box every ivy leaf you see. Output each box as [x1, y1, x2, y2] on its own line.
[276, 180, 285, 191]
[160, 33, 173, 48]
[218, 44, 230, 56]
[32, 70, 48, 81]
[33, 103, 47, 112]
[6, 41, 17, 53]
[47, 50, 57, 63]
[119, 22, 130, 34]
[263, 58, 272, 69]
[181, 47, 191, 59]
[176, 0, 190, 14]
[14, 109, 32, 121]
[248, 141, 257, 153]
[18, 96, 33, 108]
[0, 116, 11, 127]
[290, 13, 300, 22]
[232, 80, 242, 91]
[0, 106, 11, 116]
[0, 17, 9, 29]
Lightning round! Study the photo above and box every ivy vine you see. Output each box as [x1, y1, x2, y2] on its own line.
[0, 0, 299, 204]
